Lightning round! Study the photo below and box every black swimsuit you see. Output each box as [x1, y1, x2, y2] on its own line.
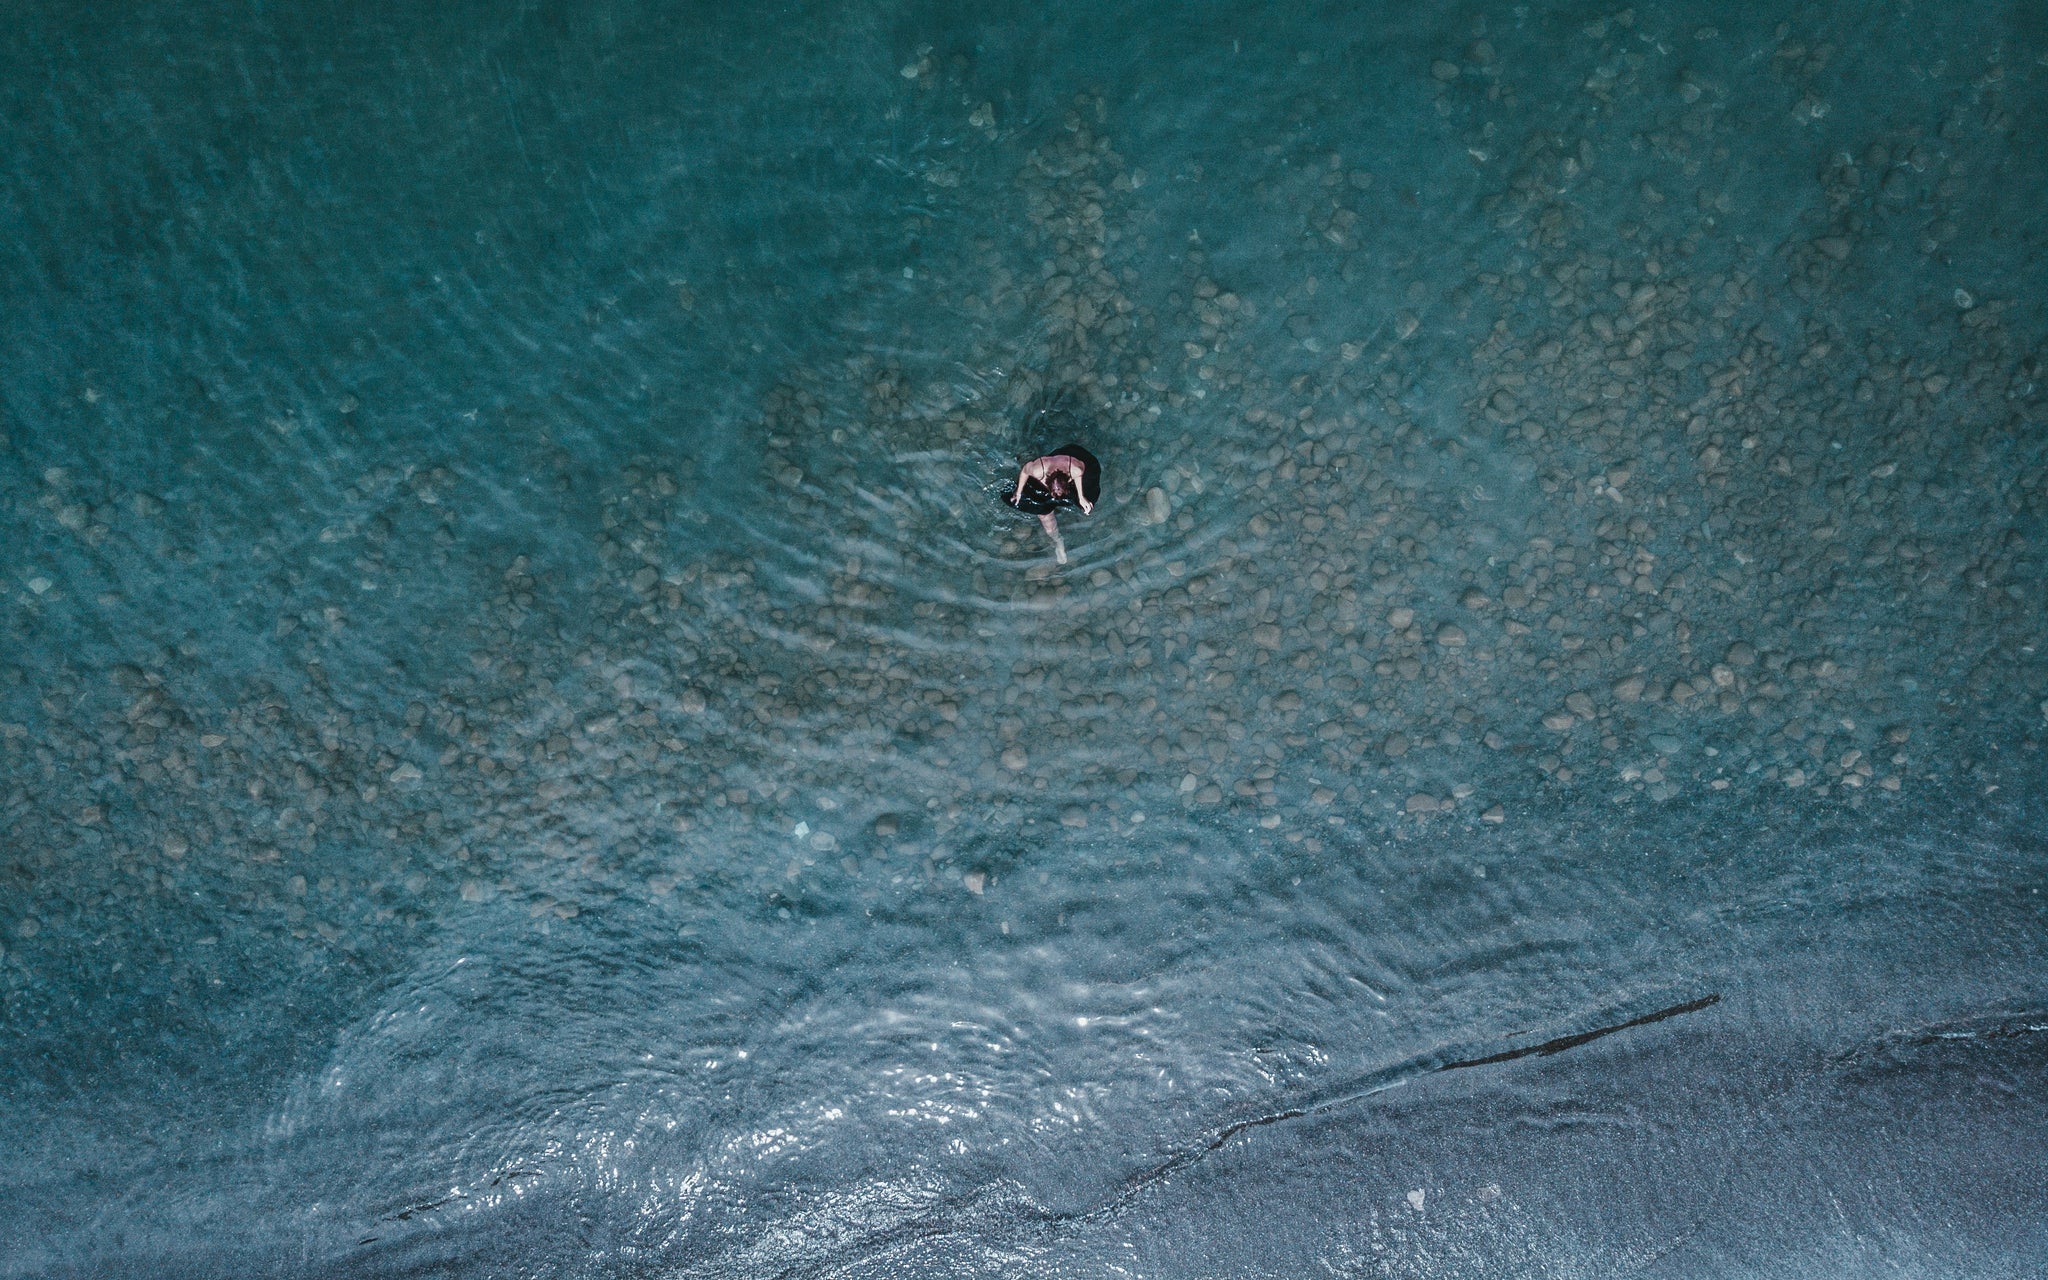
[1008, 443, 1102, 516]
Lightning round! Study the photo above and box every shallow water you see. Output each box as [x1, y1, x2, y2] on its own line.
[4, 1, 2046, 1276]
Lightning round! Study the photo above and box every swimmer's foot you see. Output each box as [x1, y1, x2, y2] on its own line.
[1039, 512, 1068, 564]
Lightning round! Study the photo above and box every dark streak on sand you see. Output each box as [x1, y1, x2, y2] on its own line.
[1438, 993, 1724, 1072]
[1121, 993, 1723, 1198]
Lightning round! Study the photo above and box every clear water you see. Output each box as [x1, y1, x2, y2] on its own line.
[4, 1, 2046, 1275]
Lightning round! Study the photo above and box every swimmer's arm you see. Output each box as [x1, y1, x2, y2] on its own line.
[1012, 458, 1049, 505]
[1060, 458, 1093, 513]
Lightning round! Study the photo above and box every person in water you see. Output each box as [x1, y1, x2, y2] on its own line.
[1007, 443, 1100, 564]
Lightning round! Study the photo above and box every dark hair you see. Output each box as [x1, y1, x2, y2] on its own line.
[1008, 443, 1101, 515]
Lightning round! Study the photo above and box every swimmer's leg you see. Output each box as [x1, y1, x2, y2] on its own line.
[1038, 512, 1068, 564]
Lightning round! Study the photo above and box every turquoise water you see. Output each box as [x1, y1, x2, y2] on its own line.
[4, 1, 2046, 1275]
